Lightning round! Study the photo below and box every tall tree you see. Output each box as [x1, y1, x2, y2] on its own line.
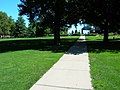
[18, 0, 66, 45]
[76, 0, 120, 41]
[0, 11, 15, 37]
[18, 0, 120, 42]
[14, 16, 27, 37]
[27, 23, 36, 37]
[9, 16, 15, 36]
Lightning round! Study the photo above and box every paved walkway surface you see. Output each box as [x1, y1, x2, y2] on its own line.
[30, 36, 93, 90]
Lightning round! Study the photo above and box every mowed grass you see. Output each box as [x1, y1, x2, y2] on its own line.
[0, 36, 79, 90]
[0, 50, 63, 90]
[0, 36, 79, 42]
[86, 35, 120, 90]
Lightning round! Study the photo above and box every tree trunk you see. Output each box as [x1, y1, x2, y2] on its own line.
[53, 0, 65, 46]
[54, 26, 60, 46]
[81, 29, 83, 34]
[103, 26, 109, 42]
[103, 29, 108, 42]
[53, 17, 60, 46]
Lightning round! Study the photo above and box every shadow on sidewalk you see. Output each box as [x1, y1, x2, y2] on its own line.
[66, 42, 87, 55]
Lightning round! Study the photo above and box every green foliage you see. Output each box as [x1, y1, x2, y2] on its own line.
[0, 11, 15, 37]
[18, 0, 120, 42]
[27, 23, 36, 37]
[13, 16, 27, 38]
[18, 0, 68, 44]
[35, 22, 47, 37]
[44, 28, 52, 36]
[60, 26, 68, 36]
[9, 16, 16, 36]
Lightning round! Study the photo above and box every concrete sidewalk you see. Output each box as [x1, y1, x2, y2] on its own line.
[30, 36, 93, 90]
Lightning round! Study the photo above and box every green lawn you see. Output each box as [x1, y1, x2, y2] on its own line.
[0, 36, 79, 42]
[86, 34, 120, 41]
[86, 35, 120, 90]
[86, 35, 103, 41]
[0, 36, 79, 90]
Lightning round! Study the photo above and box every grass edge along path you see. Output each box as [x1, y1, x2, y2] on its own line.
[86, 35, 120, 90]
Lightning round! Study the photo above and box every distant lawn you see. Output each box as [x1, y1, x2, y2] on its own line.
[0, 37, 54, 41]
[0, 36, 79, 90]
[86, 35, 120, 90]
[0, 36, 79, 41]
[0, 36, 79, 53]
[86, 35, 103, 41]
[86, 34, 120, 41]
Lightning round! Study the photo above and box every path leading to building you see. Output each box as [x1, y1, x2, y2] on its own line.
[30, 36, 93, 90]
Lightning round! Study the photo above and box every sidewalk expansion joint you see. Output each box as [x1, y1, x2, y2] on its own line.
[52, 68, 90, 72]
[35, 84, 92, 90]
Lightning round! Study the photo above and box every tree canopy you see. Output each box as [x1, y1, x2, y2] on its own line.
[13, 16, 27, 37]
[78, 0, 120, 41]
[18, 0, 120, 43]
[0, 11, 15, 37]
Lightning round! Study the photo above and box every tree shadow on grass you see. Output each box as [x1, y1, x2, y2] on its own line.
[86, 40, 120, 53]
[0, 38, 78, 53]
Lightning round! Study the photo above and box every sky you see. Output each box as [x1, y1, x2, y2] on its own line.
[0, 0, 28, 25]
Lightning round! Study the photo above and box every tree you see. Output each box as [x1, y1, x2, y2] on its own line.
[27, 23, 36, 37]
[13, 16, 27, 37]
[60, 26, 68, 36]
[18, 0, 66, 45]
[35, 22, 45, 37]
[72, 30, 74, 35]
[45, 27, 53, 36]
[0, 11, 15, 37]
[9, 16, 16, 36]
[76, 0, 120, 41]
[18, 0, 120, 42]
